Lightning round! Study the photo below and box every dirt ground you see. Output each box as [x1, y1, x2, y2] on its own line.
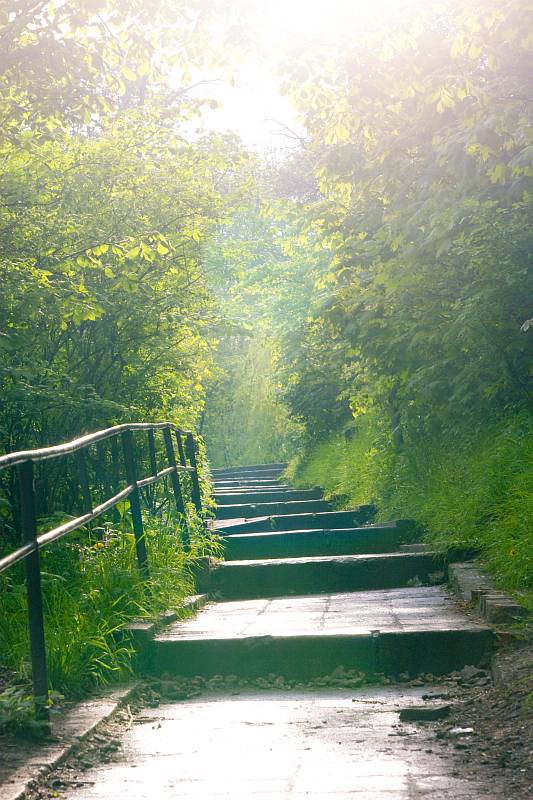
[428, 640, 532, 799]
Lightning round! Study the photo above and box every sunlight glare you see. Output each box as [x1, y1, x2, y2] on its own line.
[195, 0, 404, 150]
[255, 0, 402, 45]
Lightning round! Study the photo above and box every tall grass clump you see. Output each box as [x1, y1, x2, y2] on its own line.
[0, 509, 221, 697]
[290, 411, 533, 599]
[286, 410, 389, 506]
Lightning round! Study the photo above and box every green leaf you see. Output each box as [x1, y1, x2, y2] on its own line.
[122, 66, 137, 81]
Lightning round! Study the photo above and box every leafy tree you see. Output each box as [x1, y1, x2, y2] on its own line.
[275, 0, 533, 440]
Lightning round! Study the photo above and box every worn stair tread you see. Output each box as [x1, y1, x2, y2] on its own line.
[223, 524, 405, 538]
[209, 551, 443, 599]
[214, 477, 287, 483]
[213, 480, 289, 489]
[216, 507, 377, 534]
[216, 551, 436, 568]
[214, 489, 323, 504]
[153, 587, 494, 679]
[215, 499, 332, 519]
[223, 526, 412, 559]
[212, 471, 287, 479]
[211, 462, 287, 474]
[155, 586, 487, 641]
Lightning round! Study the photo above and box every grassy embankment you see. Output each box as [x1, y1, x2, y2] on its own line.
[288, 411, 533, 606]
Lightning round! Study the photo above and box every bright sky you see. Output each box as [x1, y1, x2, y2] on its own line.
[195, 0, 402, 151]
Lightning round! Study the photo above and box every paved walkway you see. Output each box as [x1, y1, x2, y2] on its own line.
[61, 687, 500, 799]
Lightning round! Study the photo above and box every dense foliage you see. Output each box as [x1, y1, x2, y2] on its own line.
[0, 2, 252, 455]
[274, 0, 533, 592]
[0, 0, 248, 701]
[277, 0, 532, 436]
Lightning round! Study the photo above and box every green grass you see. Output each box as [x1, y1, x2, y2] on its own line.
[289, 411, 533, 603]
[0, 509, 222, 699]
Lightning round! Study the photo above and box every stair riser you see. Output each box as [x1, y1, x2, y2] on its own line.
[215, 489, 323, 505]
[218, 507, 376, 535]
[215, 500, 332, 520]
[223, 528, 407, 560]
[210, 555, 443, 599]
[153, 629, 493, 680]
[211, 463, 287, 475]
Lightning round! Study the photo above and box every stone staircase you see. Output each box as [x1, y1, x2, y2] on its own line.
[153, 463, 493, 681]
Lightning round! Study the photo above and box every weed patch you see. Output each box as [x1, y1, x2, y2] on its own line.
[0, 510, 222, 704]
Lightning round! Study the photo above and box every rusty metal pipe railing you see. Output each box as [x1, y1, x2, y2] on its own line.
[0, 422, 205, 720]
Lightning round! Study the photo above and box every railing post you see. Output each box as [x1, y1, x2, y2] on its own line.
[96, 441, 109, 504]
[147, 430, 158, 514]
[175, 432, 187, 467]
[18, 460, 49, 721]
[163, 428, 190, 549]
[110, 435, 120, 489]
[121, 430, 150, 580]
[75, 450, 92, 514]
[109, 436, 121, 522]
[185, 433, 203, 517]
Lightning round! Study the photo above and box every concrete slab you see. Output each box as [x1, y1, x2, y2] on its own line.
[213, 469, 286, 481]
[58, 688, 499, 799]
[215, 490, 299, 500]
[214, 489, 323, 504]
[215, 499, 332, 520]
[211, 462, 287, 474]
[153, 588, 493, 678]
[209, 552, 443, 599]
[156, 587, 483, 640]
[213, 480, 289, 490]
[217, 507, 377, 535]
[448, 563, 492, 602]
[223, 526, 411, 560]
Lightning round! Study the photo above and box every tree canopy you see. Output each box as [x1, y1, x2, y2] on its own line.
[1, 0, 531, 503]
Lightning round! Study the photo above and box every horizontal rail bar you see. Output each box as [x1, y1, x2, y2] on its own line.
[0, 460, 197, 575]
[0, 420, 205, 725]
[0, 540, 37, 574]
[0, 423, 192, 470]
[0, 485, 136, 575]
[137, 465, 176, 488]
[37, 485, 136, 549]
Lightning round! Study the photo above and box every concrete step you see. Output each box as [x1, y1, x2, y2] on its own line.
[217, 506, 377, 535]
[223, 524, 413, 560]
[215, 499, 333, 520]
[153, 587, 494, 679]
[213, 479, 289, 489]
[208, 552, 443, 600]
[211, 462, 287, 475]
[214, 488, 323, 505]
[212, 468, 286, 481]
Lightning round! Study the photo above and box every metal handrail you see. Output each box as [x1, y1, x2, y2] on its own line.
[0, 464, 194, 575]
[0, 421, 205, 721]
[0, 422, 190, 469]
